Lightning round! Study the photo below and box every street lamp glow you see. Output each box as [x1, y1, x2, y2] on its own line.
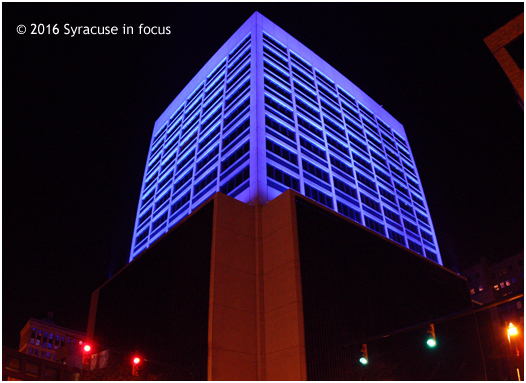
[508, 322, 518, 336]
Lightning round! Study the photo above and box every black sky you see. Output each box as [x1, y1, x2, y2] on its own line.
[3, 3, 523, 350]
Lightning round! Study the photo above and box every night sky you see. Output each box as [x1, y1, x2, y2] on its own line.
[3, 3, 523, 350]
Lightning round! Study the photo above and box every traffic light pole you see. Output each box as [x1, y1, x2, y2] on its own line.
[345, 293, 523, 346]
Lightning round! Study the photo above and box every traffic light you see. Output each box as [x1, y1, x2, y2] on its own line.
[132, 356, 141, 376]
[426, 324, 437, 348]
[82, 343, 92, 365]
[359, 343, 368, 365]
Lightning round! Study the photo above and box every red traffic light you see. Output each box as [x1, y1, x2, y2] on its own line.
[84, 345, 92, 352]
[133, 357, 141, 364]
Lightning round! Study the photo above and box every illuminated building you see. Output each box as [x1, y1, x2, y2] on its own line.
[18, 315, 86, 363]
[129, 11, 442, 265]
[89, 13, 483, 380]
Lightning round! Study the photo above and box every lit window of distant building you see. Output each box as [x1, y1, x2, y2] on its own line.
[470, 288, 475, 295]
[505, 280, 511, 286]
[494, 284, 500, 291]
[500, 282, 505, 288]
[478, 285, 484, 292]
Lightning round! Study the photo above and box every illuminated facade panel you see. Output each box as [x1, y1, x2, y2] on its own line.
[130, 12, 442, 265]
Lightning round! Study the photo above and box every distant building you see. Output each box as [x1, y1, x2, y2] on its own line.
[463, 252, 524, 323]
[461, 252, 524, 380]
[484, 13, 524, 108]
[18, 314, 86, 364]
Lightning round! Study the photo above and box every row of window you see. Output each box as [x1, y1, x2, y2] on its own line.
[264, 111, 436, 259]
[132, 34, 254, 257]
[261, 33, 438, 262]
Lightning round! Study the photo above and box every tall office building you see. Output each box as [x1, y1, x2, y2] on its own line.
[89, 13, 483, 380]
[130, 12, 441, 265]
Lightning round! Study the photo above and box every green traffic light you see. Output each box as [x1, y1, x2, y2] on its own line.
[426, 338, 437, 347]
[359, 357, 368, 365]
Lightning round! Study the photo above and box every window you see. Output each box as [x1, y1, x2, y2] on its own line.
[266, 115, 295, 141]
[478, 285, 484, 292]
[330, 155, 353, 178]
[384, 207, 400, 223]
[171, 191, 191, 214]
[264, 61, 290, 85]
[403, 219, 418, 234]
[425, 249, 438, 262]
[136, 228, 149, 245]
[353, 153, 372, 171]
[266, 139, 297, 165]
[337, 201, 361, 223]
[407, 239, 423, 255]
[152, 212, 168, 231]
[222, 141, 250, 171]
[297, 115, 323, 138]
[221, 166, 250, 195]
[224, 97, 250, 127]
[327, 135, 349, 156]
[296, 97, 320, 121]
[421, 230, 433, 242]
[194, 168, 218, 194]
[356, 172, 377, 191]
[226, 80, 250, 108]
[302, 160, 329, 183]
[223, 117, 250, 149]
[470, 288, 475, 295]
[267, 164, 300, 191]
[364, 216, 385, 235]
[300, 137, 326, 160]
[265, 96, 293, 120]
[333, 177, 357, 199]
[388, 229, 405, 245]
[264, 77, 291, 101]
[196, 146, 219, 172]
[154, 191, 171, 210]
[379, 187, 396, 204]
[304, 184, 333, 208]
[494, 284, 500, 291]
[324, 116, 345, 137]
[176, 149, 195, 172]
[360, 193, 381, 212]
[173, 169, 193, 192]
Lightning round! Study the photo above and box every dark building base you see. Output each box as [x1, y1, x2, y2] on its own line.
[88, 191, 484, 380]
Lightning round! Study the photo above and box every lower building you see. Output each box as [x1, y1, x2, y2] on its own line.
[2, 347, 82, 381]
[18, 315, 86, 364]
[88, 191, 484, 380]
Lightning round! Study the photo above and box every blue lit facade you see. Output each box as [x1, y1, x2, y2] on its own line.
[130, 12, 442, 265]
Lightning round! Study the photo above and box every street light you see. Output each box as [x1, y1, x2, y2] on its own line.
[508, 322, 518, 337]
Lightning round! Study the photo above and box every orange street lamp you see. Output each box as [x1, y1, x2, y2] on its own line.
[508, 322, 518, 337]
